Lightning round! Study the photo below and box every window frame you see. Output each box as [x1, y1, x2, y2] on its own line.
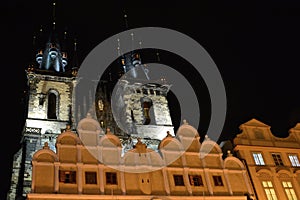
[262, 180, 278, 200]
[105, 172, 117, 185]
[282, 181, 298, 200]
[271, 153, 284, 166]
[212, 175, 224, 186]
[59, 170, 76, 184]
[189, 175, 204, 186]
[288, 154, 300, 167]
[173, 175, 185, 186]
[252, 152, 265, 165]
[85, 171, 97, 185]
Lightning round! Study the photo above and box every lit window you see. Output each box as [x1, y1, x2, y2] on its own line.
[189, 175, 203, 186]
[106, 172, 117, 185]
[252, 152, 265, 165]
[213, 175, 223, 186]
[272, 153, 284, 166]
[173, 175, 184, 186]
[85, 172, 97, 184]
[262, 181, 278, 200]
[59, 170, 76, 184]
[98, 99, 104, 111]
[282, 181, 298, 200]
[289, 154, 300, 167]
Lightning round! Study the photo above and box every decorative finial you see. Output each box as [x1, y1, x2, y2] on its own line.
[204, 135, 210, 140]
[117, 38, 121, 56]
[66, 124, 71, 131]
[123, 10, 128, 29]
[73, 38, 77, 51]
[183, 119, 188, 124]
[166, 131, 172, 137]
[227, 150, 232, 157]
[137, 137, 142, 144]
[43, 142, 50, 149]
[86, 112, 92, 118]
[106, 128, 112, 134]
[130, 32, 134, 51]
[156, 52, 160, 62]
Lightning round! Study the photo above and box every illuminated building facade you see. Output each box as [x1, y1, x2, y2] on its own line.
[233, 119, 300, 200]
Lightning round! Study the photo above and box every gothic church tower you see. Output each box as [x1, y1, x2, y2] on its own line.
[7, 8, 79, 199]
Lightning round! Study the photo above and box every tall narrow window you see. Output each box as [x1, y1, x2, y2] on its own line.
[140, 97, 153, 125]
[173, 175, 184, 186]
[282, 181, 298, 200]
[272, 153, 284, 166]
[262, 181, 278, 200]
[47, 92, 57, 119]
[289, 154, 300, 167]
[252, 152, 265, 165]
[106, 172, 117, 185]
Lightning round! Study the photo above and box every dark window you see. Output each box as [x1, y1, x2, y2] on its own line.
[141, 97, 153, 125]
[85, 172, 97, 184]
[47, 93, 57, 119]
[59, 170, 76, 184]
[272, 153, 284, 166]
[106, 172, 117, 185]
[213, 175, 223, 186]
[189, 175, 203, 186]
[173, 175, 184, 186]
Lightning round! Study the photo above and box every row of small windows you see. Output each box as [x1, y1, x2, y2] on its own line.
[59, 171, 117, 185]
[136, 88, 160, 95]
[252, 152, 300, 167]
[173, 175, 223, 187]
[262, 180, 298, 200]
[59, 171, 223, 188]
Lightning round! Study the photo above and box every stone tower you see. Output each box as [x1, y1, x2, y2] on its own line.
[7, 23, 79, 200]
[95, 50, 175, 154]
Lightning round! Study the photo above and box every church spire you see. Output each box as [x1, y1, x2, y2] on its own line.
[52, 1, 56, 31]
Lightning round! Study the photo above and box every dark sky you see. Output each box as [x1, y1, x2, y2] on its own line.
[2, 0, 300, 198]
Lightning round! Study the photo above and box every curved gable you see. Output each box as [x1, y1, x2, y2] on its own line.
[224, 157, 245, 169]
[57, 131, 80, 145]
[33, 143, 58, 162]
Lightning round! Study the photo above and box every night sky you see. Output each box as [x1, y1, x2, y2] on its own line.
[2, 0, 300, 199]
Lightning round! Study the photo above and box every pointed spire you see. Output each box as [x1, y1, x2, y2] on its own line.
[52, 1, 56, 30]
[156, 52, 161, 62]
[123, 10, 128, 30]
[71, 38, 79, 76]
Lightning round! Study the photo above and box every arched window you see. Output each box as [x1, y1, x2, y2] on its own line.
[140, 97, 154, 125]
[47, 92, 57, 119]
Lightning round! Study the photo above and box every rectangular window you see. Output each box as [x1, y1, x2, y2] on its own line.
[173, 175, 184, 186]
[289, 154, 300, 167]
[282, 181, 298, 200]
[213, 175, 223, 186]
[189, 175, 203, 186]
[272, 153, 284, 166]
[106, 172, 117, 185]
[85, 172, 97, 184]
[262, 181, 278, 200]
[252, 152, 265, 165]
[59, 170, 76, 184]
